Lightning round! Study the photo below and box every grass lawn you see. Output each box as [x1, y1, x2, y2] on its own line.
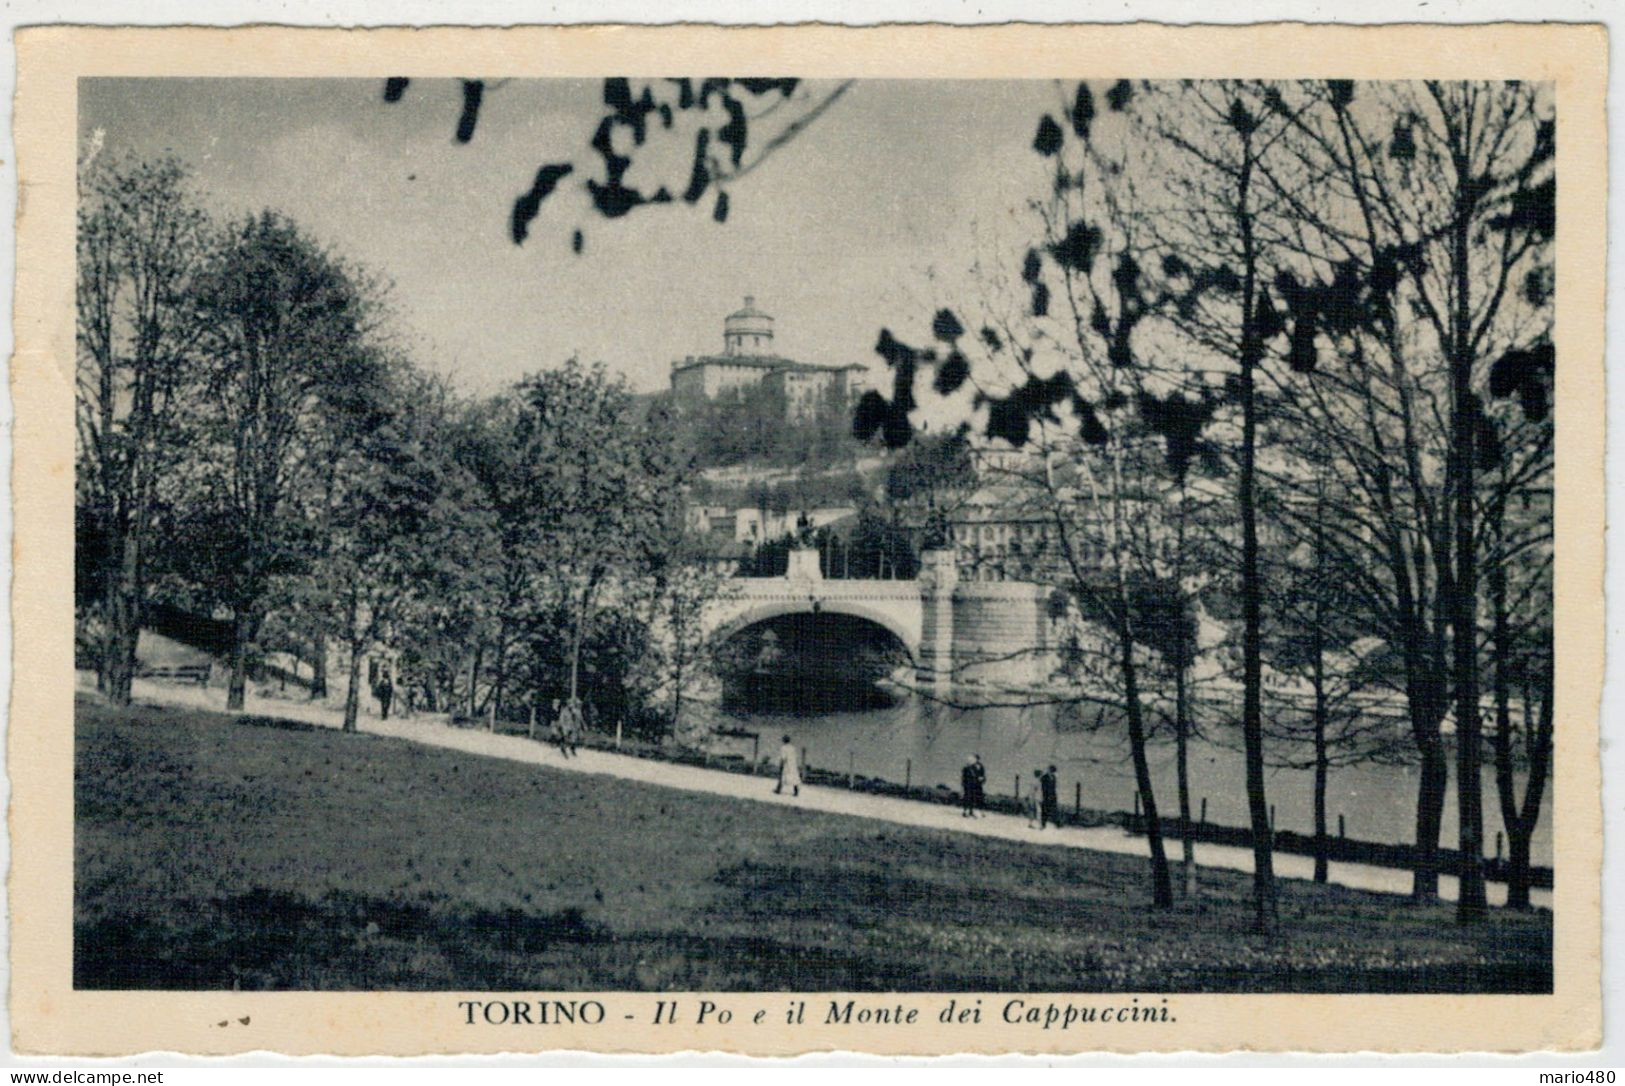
[75, 696, 1552, 992]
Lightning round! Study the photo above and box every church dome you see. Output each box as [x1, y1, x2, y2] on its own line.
[723, 295, 774, 355]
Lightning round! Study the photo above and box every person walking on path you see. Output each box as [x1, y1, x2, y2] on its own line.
[1026, 770, 1043, 828]
[550, 698, 577, 760]
[775, 734, 801, 797]
[561, 696, 583, 758]
[1040, 764, 1060, 829]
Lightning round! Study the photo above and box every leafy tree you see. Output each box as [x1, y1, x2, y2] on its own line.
[75, 154, 210, 703]
[452, 393, 543, 721]
[308, 365, 487, 732]
[625, 521, 734, 736]
[514, 360, 691, 704]
[884, 429, 978, 547]
[189, 211, 383, 710]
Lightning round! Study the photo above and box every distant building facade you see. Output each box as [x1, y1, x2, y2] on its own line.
[688, 503, 856, 544]
[670, 296, 870, 421]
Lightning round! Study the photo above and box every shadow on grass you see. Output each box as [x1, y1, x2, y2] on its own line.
[76, 875, 1550, 993]
[75, 888, 608, 991]
[709, 855, 1553, 994]
[74, 888, 905, 992]
[235, 715, 324, 733]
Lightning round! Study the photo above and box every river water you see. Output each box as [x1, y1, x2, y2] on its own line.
[717, 690, 1553, 867]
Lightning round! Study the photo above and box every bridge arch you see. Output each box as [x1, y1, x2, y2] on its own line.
[710, 599, 919, 663]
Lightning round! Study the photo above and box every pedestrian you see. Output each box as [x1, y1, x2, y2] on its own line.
[966, 754, 987, 817]
[561, 696, 583, 758]
[960, 757, 978, 817]
[775, 734, 801, 797]
[549, 698, 572, 759]
[1040, 764, 1060, 829]
[376, 673, 394, 720]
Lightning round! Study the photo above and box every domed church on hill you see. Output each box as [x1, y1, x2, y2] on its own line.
[669, 296, 871, 421]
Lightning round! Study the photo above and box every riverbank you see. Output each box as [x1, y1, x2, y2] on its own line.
[75, 695, 1552, 991]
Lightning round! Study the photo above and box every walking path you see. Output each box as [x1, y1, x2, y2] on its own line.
[110, 676, 1548, 909]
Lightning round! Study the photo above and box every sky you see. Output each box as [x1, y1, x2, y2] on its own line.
[79, 78, 1072, 397]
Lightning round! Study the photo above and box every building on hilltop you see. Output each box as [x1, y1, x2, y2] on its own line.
[670, 296, 870, 421]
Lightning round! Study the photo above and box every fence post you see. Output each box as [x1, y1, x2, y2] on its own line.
[1200, 797, 1207, 824]
[905, 758, 912, 790]
[1269, 804, 1276, 832]
[1133, 790, 1140, 819]
[1338, 813, 1346, 839]
[1074, 781, 1081, 816]
[1495, 831, 1504, 862]
[848, 750, 854, 789]
[1014, 775, 1021, 801]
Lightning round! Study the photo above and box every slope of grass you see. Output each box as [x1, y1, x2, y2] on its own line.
[75, 697, 1551, 992]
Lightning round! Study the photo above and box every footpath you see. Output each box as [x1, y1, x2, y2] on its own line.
[111, 676, 1546, 909]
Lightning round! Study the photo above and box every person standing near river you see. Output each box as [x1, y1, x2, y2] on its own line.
[1040, 764, 1059, 829]
[961, 754, 987, 818]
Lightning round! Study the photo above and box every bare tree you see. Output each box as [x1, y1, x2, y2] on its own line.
[1248, 80, 1552, 910]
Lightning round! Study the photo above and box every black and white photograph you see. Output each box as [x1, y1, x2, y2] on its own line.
[18, 20, 1606, 1057]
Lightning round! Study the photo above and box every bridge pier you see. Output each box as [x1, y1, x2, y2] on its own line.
[917, 548, 958, 686]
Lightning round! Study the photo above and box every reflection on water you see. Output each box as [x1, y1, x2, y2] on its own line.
[717, 687, 1554, 866]
[725, 674, 902, 715]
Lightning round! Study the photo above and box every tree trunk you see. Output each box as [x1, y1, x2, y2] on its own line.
[1175, 660, 1197, 899]
[1412, 723, 1448, 901]
[1313, 644, 1330, 884]
[1121, 627, 1174, 909]
[569, 580, 594, 705]
[1450, 170, 1487, 922]
[227, 610, 255, 711]
[1490, 495, 1522, 907]
[1505, 828, 1532, 911]
[466, 641, 483, 717]
[310, 635, 328, 700]
[492, 615, 510, 723]
[1234, 132, 1277, 935]
[1311, 482, 1330, 884]
[1173, 480, 1197, 899]
[1501, 664, 1552, 911]
[102, 526, 142, 706]
[342, 639, 363, 733]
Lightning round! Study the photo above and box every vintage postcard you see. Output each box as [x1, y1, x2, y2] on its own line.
[10, 23, 1606, 1056]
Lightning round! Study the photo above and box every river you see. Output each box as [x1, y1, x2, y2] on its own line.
[716, 689, 1554, 867]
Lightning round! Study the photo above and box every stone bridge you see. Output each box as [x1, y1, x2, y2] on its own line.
[704, 549, 1059, 686]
